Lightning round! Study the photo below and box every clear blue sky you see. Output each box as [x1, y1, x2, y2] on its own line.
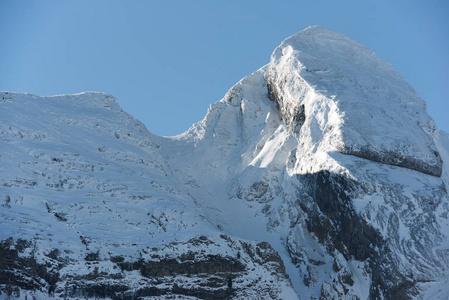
[1, 0, 448, 136]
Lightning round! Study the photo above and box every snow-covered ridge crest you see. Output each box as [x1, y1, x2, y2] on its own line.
[266, 26, 442, 177]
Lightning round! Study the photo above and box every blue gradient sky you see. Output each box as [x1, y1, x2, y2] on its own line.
[1, 0, 448, 136]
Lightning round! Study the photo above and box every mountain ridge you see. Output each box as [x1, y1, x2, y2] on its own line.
[1, 27, 449, 299]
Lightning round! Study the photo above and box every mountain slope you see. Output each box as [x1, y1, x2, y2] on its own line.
[0, 92, 296, 299]
[1, 26, 449, 299]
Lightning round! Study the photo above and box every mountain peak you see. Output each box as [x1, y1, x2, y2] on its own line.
[267, 27, 442, 176]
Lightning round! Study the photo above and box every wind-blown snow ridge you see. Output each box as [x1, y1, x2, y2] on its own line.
[267, 26, 442, 177]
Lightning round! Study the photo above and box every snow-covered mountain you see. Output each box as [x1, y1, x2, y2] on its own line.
[1, 26, 449, 299]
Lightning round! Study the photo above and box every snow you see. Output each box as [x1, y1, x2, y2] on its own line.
[268, 26, 442, 177]
[2, 26, 449, 299]
[0, 90, 299, 299]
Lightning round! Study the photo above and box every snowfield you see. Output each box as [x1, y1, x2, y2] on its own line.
[1, 26, 449, 299]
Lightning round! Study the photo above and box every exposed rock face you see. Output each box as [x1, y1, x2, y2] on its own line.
[2, 27, 449, 299]
[0, 238, 60, 297]
[0, 235, 291, 299]
[296, 171, 420, 299]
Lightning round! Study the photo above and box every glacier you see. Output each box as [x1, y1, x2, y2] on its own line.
[1, 26, 449, 299]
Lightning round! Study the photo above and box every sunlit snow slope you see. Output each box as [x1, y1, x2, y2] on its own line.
[1, 26, 449, 300]
[0, 92, 296, 299]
